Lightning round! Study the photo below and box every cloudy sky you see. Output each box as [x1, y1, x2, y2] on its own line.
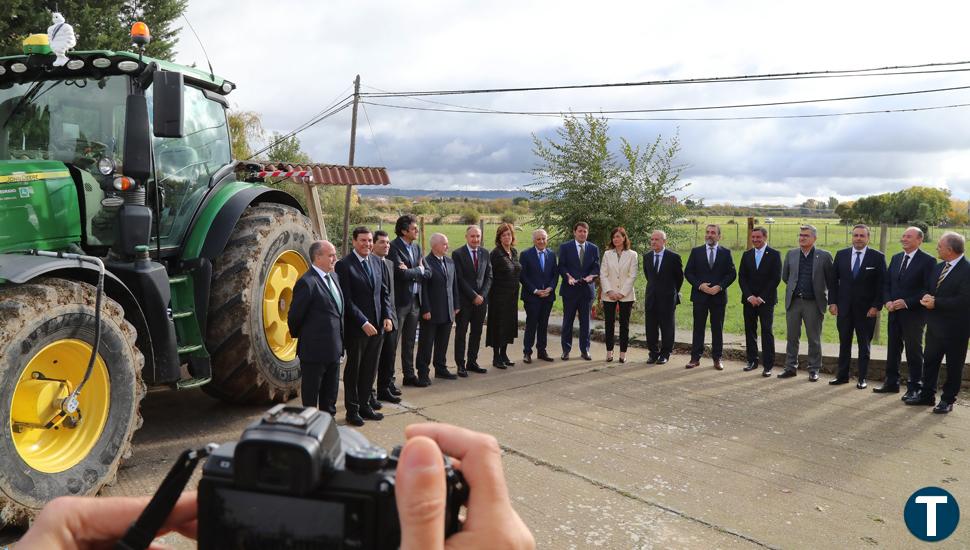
[175, 0, 970, 204]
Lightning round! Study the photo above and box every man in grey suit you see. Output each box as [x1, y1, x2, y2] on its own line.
[779, 225, 835, 381]
[415, 233, 461, 385]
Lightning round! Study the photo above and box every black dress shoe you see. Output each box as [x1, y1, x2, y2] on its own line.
[389, 383, 403, 396]
[856, 379, 868, 390]
[492, 359, 508, 369]
[901, 389, 919, 401]
[809, 371, 819, 382]
[345, 413, 365, 427]
[762, 368, 772, 377]
[467, 365, 488, 373]
[904, 394, 935, 406]
[523, 354, 532, 364]
[829, 378, 850, 385]
[777, 369, 797, 378]
[415, 376, 432, 387]
[933, 401, 954, 414]
[743, 361, 759, 372]
[656, 356, 668, 365]
[377, 391, 402, 404]
[538, 352, 554, 362]
[581, 353, 592, 361]
[369, 397, 383, 410]
[646, 356, 658, 364]
[873, 384, 900, 393]
[457, 367, 468, 378]
[435, 369, 458, 380]
[503, 359, 516, 367]
[402, 377, 419, 387]
[561, 353, 570, 360]
[360, 408, 384, 421]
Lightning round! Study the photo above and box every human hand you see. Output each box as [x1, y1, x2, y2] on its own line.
[363, 322, 379, 337]
[920, 294, 935, 310]
[866, 307, 879, 318]
[892, 299, 907, 310]
[16, 492, 198, 549]
[473, 295, 484, 306]
[455, 309, 461, 316]
[583, 275, 594, 283]
[698, 283, 710, 293]
[422, 312, 432, 321]
[828, 304, 838, 316]
[710, 285, 722, 294]
[399, 262, 408, 270]
[384, 319, 394, 332]
[567, 276, 577, 286]
[885, 301, 895, 312]
[396, 423, 535, 550]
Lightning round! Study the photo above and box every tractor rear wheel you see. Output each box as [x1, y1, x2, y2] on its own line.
[204, 203, 314, 403]
[0, 278, 144, 523]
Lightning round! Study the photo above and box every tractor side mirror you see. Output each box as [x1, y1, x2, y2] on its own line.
[153, 70, 184, 138]
[123, 93, 152, 183]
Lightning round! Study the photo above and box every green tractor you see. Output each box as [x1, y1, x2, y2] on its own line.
[0, 34, 315, 520]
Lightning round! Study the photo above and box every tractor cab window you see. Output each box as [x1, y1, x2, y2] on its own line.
[149, 85, 231, 244]
[0, 76, 126, 175]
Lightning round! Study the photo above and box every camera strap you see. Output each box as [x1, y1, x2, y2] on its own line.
[115, 444, 217, 550]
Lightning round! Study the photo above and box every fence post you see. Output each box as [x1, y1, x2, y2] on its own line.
[735, 222, 740, 248]
[419, 216, 426, 254]
[693, 223, 698, 247]
[824, 224, 828, 247]
[874, 223, 889, 342]
[746, 217, 754, 250]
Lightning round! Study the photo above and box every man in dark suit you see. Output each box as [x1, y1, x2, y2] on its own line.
[452, 225, 492, 376]
[684, 224, 737, 370]
[828, 224, 887, 389]
[558, 221, 600, 360]
[373, 230, 402, 404]
[780, 225, 835, 381]
[389, 215, 431, 388]
[906, 232, 970, 414]
[334, 226, 393, 427]
[520, 228, 558, 364]
[643, 230, 683, 365]
[416, 233, 461, 385]
[739, 226, 782, 375]
[878, 227, 934, 397]
[287, 240, 344, 416]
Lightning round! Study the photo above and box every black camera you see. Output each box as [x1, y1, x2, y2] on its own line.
[196, 405, 468, 549]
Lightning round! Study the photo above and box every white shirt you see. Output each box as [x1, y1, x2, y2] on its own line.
[311, 265, 340, 312]
[850, 246, 868, 266]
[576, 240, 587, 260]
[939, 254, 965, 282]
[650, 248, 666, 270]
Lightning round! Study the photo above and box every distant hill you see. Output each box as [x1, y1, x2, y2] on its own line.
[358, 188, 530, 200]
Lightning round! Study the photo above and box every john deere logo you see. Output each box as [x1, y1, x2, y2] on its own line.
[904, 487, 960, 541]
[18, 186, 32, 198]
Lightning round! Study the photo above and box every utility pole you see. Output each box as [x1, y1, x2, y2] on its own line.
[342, 74, 361, 255]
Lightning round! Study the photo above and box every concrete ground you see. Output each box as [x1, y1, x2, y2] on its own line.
[94, 333, 970, 549]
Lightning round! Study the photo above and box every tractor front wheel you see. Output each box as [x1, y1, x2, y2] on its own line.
[0, 278, 144, 523]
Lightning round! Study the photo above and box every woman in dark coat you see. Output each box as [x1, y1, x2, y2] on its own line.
[486, 223, 522, 368]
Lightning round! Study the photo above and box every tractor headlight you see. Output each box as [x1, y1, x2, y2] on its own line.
[92, 58, 111, 69]
[11, 63, 27, 73]
[98, 157, 115, 176]
[117, 61, 139, 72]
[66, 59, 85, 70]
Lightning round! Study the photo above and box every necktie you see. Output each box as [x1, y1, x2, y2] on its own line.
[539, 249, 545, 271]
[852, 251, 862, 278]
[900, 254, 910, 274]
[755, 248, 762, 269]
[323, 274, 342, 313]
[579, 243, 585, 265]
[708, 246, 715, 268]
[653, 252, 660, 272]
[362, 258, 374, 286]
[937, 262, 952, 288]
[472, 248, 479, 271]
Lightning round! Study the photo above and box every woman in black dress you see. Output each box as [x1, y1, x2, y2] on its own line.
[486, 223, 522, 368]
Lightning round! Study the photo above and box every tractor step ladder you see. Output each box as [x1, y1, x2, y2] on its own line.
[168, 273, 211, 388]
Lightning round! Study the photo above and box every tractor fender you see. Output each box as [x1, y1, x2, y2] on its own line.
[0, 254, 158, 382]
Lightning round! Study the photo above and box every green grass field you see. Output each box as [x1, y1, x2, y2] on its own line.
[403, 218, 970, 346]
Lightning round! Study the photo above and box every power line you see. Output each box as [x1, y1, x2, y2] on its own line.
[247, 100, 353, 160]
[360, 102, 386, 166]
[362, 99, 970, 122]
[360, 83, 970, 117]
[359, 60, 970, 98]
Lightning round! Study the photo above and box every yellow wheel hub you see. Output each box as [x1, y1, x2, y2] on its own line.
[11, 339, 110, 473]
[263, 250, 309, 361]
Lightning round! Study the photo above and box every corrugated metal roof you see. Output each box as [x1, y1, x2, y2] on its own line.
[261, 163, 390, 186]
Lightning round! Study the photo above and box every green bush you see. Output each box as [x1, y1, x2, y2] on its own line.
[501, 211, 517, 224]
[460, 209, 481, 225]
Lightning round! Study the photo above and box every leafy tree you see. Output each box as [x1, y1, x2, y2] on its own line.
[893, 186, 950, 225]
[265, 132, 312, 165]
[529, 114, 687, 250]
[459, 209, 480, 225]
[827, 196, 839, 210]
[228, 109, 265, 160]
[2, 1, 188, 60]
[947, 199, 969, 225]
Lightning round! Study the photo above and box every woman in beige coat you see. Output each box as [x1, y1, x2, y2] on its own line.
[601, 227, 638, 362]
